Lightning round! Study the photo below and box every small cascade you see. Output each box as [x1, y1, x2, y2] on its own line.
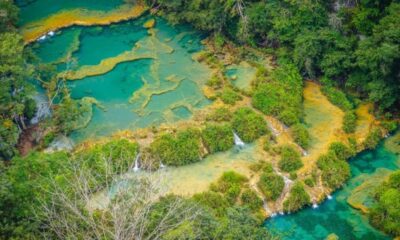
[268, 123, 280, 136]
[30, 94, 51, 125]
[312, 202, 319, 209]
[133, 153, 141, 172]
[38, 31, 56, 42]
[160, 162, 166, 169]
[233, 132, 245, 147]
[327, 194, 333, 200]
[279, 211, 284, 215]
[302, 149, 308, 156]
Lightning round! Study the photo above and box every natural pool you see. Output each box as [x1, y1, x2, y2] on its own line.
[265, 137, 400, 240]
[29, 14, 211, 142]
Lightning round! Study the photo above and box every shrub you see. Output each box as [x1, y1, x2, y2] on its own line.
[206, 75, 223, 89]
[219, 88, 242, 105]
[231, 107, 268, 143]
[240, 189, 263, 211]
[304, 178, 315, 187]
[364, 128, 382, 150]
[369, 170, 400, 237]
[283, 182, 310, 212]
[316, 152, 350, 190]
[207, 107, 232, 122]
[24, 98, 37, 120]
[210, 171, 247, 193]
[278, 145, 303, 172]
[343, 111, 357, 133]
[150, 128, 201, 166]
[291, 123, 310, 149]
[193, 191, 230, 217]
[328, 142, 354, 160]
[252, 63, 303, 126]
[202, 124, 234, 153]
[210, 171, 247, 205]
[250, 161, 274, 173]
[257, 172, 284, 201]
[322, 85, 353, 111]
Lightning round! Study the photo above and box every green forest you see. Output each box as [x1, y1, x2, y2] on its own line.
[0, 0, 399, 239]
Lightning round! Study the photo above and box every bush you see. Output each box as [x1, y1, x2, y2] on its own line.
[363, 128, 382, 150]
[24, 98, 37, 120]
[240, 189, 263, 211]
[252, 63, 303, 126]
[219, 88, 242, 105]
[369, 170, 400, 237]
[250, 161, 274, 173]
[257, 172, 284, 201]
[291, 123, 310, 149]
[322, 85, 353, 111]
[278, 145, 303, 172]
[304, 178, 315, 187]
[193, 191, 230, 217]
[207, 107, 232, 122]
[202, 124, 234, 153]
[317, 152, 350, 190]
[206, 75, 223, 89]
[231, 107, 268, 143]
[343, 111, 357, 133]
[210, 171, 247, 205]
[328, 142, 354, 160]
[283, 182, 310, 212]
[150, 128, 201, 166]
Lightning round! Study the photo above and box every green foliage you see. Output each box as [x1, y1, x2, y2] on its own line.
[206, 107, 232, 122]
[369, 170, 400, 237]
[231, 107, 268, 143]
[150, 128, 201, 166]
[304, 178, 315, 187]
[283, 182, 310, 212]
[193, 191, 230, 217]
[240, 189, 263, 211]
[219, 87, 242, 105]
[252, 63, 303, 126]
[278, 145, 303, 172]
[202, 124, 234, 153]
[343, 111, 357, 133]
[317, 152, 350, 190]
[206, 75, 223, 89]
[321, 85, 353, 111]
[210, 171, 247, 205]
[328, 142, 355, 160]
[257, 172, 284, 201]
[291, 123, 310, 149]
[364, 128, 382, 150]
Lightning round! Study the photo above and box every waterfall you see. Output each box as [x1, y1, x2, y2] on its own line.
[233, 132, 245, 147]
[38, 31, 56, 42]
[312, 202, 319, 209]
[327, 194, 333, 200]
[302, 149, 308, 156]
[160, 162, 166, 169]
[44, 135, 74, 153]
[268, 123, 280, 136]
[30, 94, 51, 125]
[133, 153, 141, 172]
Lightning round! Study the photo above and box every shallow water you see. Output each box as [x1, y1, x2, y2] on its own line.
[16, 0, 125, 26]
[265, 139, 400, 240]
[30, 13, 211, 142]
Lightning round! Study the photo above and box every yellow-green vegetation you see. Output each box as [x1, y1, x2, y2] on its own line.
[149, 128, 202, 166]
[316, 144, 351, 190]
[364, 128, 383, 150]
[291, 123, 310, 149]
[252, 63, 303, 127]
[231, 107, 268, 143]
[201, 124, 234, 153]
[369, 170, 400, 237]
[278, 145, 303, 173]
[206, 107, 233, 122]
[283, 182, 310, 212]
[219, 87, 242, 105]
[143, 18, 156, 28]
[257, 170, 284, 201]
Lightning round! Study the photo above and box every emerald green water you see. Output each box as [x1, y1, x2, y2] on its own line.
[265, 138, 400, 239]
[16, 0, 125, 26]
[29, 11, 211, 142]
